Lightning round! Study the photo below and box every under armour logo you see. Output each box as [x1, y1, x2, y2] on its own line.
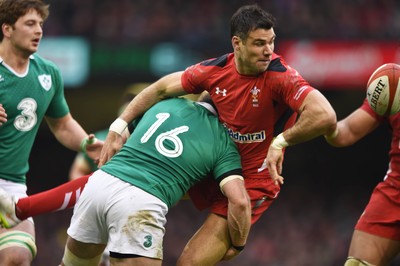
[215, 87, 227, 96]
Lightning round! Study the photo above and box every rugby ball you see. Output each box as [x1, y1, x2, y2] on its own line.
[366, 63, 400, 116]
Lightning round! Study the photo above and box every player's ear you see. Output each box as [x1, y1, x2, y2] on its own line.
[232, 36, 241, 50]
[2, 23, 12, 38]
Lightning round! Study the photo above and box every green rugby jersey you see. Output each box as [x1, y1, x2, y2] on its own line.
[0, 54, 69, 184]
[101, 98, 242, 207]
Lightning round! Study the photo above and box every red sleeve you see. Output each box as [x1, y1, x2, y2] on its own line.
[273, 61, 314, 111]
[181, 65, 199, 94]
[181, 57, 223, 95]
[181, 64, 209, 94]
[360, 98, 386, 122]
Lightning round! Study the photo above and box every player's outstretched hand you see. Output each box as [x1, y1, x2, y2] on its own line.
[266, 145, 284, 186]
[85, 133, 104, 163]
[0, 104, 7, 126]
[98, 131, 124, 167]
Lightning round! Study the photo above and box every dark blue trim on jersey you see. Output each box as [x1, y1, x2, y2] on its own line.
[216, 168, 243, 184]
[128, 115, 143, 134]
[110, 251, 141, 258]
[128, 122, 137, 134]
[200, 54, 229, 68]
[273, 108, 294, 137]
[267, 58, 287, 72]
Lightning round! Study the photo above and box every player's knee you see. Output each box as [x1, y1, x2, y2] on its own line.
[177, 248, 205, 266]
[176, 250, 194, 266]
[0, 230, 37, 264]
[344, 256, 374, 266]
[62, 246, 102, 266]
[177, 256, 195, 266]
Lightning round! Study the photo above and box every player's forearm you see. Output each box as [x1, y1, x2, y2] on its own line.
[324, 121, 354, 147]
[47, 114, 88, 152]
[118, 71, 185, 125]
[285, 96, 336, 145]
[227, 198, 251, 247]
[325, 108, 379, 147]
[118, 85, 162, 124]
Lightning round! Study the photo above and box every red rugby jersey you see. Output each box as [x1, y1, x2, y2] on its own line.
[361, 99, 400, 181]
[182, 52, 315, 179]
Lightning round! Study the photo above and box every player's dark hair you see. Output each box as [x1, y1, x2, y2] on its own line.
[0, 0, 49, 41]
[230, 4, 276, 40]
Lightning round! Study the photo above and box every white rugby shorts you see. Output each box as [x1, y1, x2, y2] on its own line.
[0, 178, 33, 224]
[67, 170, 168, 259]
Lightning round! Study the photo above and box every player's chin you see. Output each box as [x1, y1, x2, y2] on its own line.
[31, 45, 39, 51]
[24, 46, 38, 55]
[256, 61, 269, 72]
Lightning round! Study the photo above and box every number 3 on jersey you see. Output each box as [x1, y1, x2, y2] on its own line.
[140, 113, 189, 158]
[14, 98, 38, 131]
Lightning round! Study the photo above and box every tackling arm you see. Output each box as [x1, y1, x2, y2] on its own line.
[99, 71, 187, 166]
[220, 176, 251, 256]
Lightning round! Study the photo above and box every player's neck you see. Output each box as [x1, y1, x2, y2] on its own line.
[0, 43, 31, 74]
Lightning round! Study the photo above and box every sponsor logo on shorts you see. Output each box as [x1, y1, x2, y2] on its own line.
[143, 235, 153, 248]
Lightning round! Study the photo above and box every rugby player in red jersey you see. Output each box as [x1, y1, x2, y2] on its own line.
[0, 4, 336, 265]
[326, 99, 400, 266]
[99, 4, 336, 265]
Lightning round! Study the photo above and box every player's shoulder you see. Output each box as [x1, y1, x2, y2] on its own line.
[199, 53, 232, 68]
[188, 53, 233, 75]
[185, 53, 233, 84]
[156, 97, 212, 118]
[266, 53, 288, 73]
[30, 54, 60, 72]
[265, 53, 305, 82]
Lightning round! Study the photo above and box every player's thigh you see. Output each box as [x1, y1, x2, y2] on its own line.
[0, 220, 36, 262]
[65, 236, 106, 259]
[348, 229, 400, 265]
[177, 213, 229, 266]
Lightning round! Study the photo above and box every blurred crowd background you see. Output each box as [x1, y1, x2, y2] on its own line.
[25, 0, 400, 265]
[46, 0, 398, 43]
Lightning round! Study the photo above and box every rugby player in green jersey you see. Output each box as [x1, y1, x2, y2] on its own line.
[0, 95, 250, 265]
[58, 97, 251, 266]
[0, 0, 101, 264]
